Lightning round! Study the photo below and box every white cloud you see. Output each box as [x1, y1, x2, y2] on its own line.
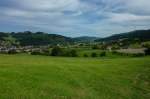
[107, 13, 150, 22]
[125, 0, 150, 14]
[9, 0, 90, 13]
[0, 0, 150, 37]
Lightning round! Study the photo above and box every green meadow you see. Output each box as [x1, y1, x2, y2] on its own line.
[0, 54, 150, 99]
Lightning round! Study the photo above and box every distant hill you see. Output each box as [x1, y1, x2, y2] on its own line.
[0, 31, 73, 46]
[0, 32, 9, 40]
[73, 36, 99, 43]
[95, 29, 150, 42]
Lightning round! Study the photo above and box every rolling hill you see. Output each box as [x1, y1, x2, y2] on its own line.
[95, 29, 150, 42]
[73, 36, 99, 43]
[1, 29, 150, 46]
[0, 31, 73, 46]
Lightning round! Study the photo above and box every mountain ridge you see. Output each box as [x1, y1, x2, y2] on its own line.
[95, 29, 150, 42]
[0, 31, 73, 46]
[73, 36, 99, 43]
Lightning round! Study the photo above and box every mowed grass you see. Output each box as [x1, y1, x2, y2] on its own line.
[0, 54, 150, 99]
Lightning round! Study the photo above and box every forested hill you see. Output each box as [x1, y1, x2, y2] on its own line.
[73, 36, 99, 43]
[95, 29, 150, 42]
[0, 31, 73, 46]
[1, 29, 150, 46]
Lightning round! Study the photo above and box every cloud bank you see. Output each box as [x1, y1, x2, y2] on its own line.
[0, 0, 150, 37]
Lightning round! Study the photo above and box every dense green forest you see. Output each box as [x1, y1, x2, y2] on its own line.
[0, 29, 150, 46]
[95, 29, 150, 42]
[73, 36, 99, 43]
[0, 31, 73, 46]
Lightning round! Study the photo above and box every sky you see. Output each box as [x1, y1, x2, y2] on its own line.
[0, 0, 150, 37]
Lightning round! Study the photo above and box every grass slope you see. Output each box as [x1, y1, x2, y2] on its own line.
[0, 54, 150, 99]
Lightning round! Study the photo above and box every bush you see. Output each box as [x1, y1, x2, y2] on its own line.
[91, 52, 97, 57]
[64, 49, 78, 57]
[51, 47, 78, 57]
[31, 50, 42, 55]
[42, 49, 51, 56]
[143, 43, 150, 48]
[112, 51, 117, 54]
[51, 46, 63, 56]
[100, 51, 106, 57]
[99, 45, 107, 50]
[83, 53, 88, 57]
[92, 45, 99, 49]
[131, 53, 145, 57]
[8, 49, 18, 54]
[145, 48, 150, 55]
[69, 49, 78, 57]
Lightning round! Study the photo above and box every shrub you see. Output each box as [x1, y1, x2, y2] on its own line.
[42, 49, 51, 56]
[31, 50, 42, 55]
[143, 43, 150, 48]
[91, 52, 97, 57]
[112, 51, 117, 54]
[145, 48, 150, 55]
[64, 49, 78, 57]
[69, 49, 78, 57]
[92, 45, 99, 49]
[8, 49, 18, 54]
[100, 51, 106, 57]
[131, 53, 145, 57]
[51, 47, 78, 57]
[99, 45, 107, 50]
[51, 46, 63, 56]
[83, 53, 88, 57]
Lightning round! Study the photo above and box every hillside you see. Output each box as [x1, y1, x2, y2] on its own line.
[73, 36, 99, 43]
[0, 31, 73, 46]
[95, 29, 150, 42]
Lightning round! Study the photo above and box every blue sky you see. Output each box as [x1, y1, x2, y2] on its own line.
[0, 0, 150, 37]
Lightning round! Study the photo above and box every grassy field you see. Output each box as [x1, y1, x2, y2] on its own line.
[0, 54, 150, 99]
